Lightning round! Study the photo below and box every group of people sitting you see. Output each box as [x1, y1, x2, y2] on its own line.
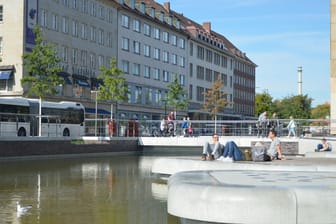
[202, 130, 286, 161]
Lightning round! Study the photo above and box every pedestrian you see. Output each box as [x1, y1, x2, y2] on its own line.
[181, 117, 188, 136]
[160, 117, 166, 136]
[257, 111, 267, 137]
[287, 116, 296, 137]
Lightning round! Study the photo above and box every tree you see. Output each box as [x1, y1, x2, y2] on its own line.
[97, 58, 129, 121]
[311, 102, 330, 119]
[203, 76, 229, 132]
[21, 25, 64, 136]
[255, 90, 274, 117]
[166, 74, 188, 115]
[275, 95, 312, 119]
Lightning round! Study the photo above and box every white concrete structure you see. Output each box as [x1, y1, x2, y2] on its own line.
[168, 170, 336, 224]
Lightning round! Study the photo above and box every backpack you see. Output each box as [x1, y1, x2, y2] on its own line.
[251, 146, 267, 162]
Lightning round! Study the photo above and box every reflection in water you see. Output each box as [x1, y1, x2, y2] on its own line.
[0, 154, 179, 224]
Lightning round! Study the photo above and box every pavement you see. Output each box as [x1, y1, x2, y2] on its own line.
[151, 153, 336, 224]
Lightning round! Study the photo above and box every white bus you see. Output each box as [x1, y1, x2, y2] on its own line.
[0, 97, 85, 137]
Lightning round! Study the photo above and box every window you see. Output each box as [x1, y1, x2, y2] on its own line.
[179, 38, 185, 49]
[206, 49, 212, 62]
[163, 51, 169, 63]
[51, 13, 58, 31]
[90, 26, 96, 42]
[89, 53, 96, 69]
[197, 46, 204, 60]
[153, 27, 160, 40]
[121, 37, 129, 51]
[153, 68, 160, 80]
[133, 63, 140, 76]
[72, 48, 78, 64]
[179, 74, 185, 86]
[196, 66, 204, 80]
[80, 50, 87, 66]
[72, 20, 78, 37]
[98, 6, 105, 19]
[144, 23, 151, 36]
[63, 0, 69, 7]
[189, 63, 193, 77]
[144, 66, 150, 78]
[98, 29, 104, 45]
[196, 86, 204, 101]
[171, 35, 177, 46]
[61, 45, 68, 62]
[122, 60, 129, 74]
[189, 84, 193, 100]
[144, 44, 150, 57]
[214, 53, 220, 65]
[80, 23, 87, 39]
[162, 31, 169, 43]
[90, 2, 96, 16]
[221, 56, 227, 68]
[163, 71, 169, 82]
[72, 0, 78, 9]
[153, 48, 160, 60]
[108, 9, 113, 23]
[135, 86, 142, 104]
[171, 54, 177, 65]
[81, 0, 88, 13]
[98, 55, 104, 68]
[205, 68, 212, 82]
[190, 42, 193, 56]
[133, 41, 140, 54]
[107, 32, 113, 48]
[40, 9, 47, 27]
[61, 17, 69, 33]
[179, 56, 185, 67]
[0, 6, 3, 22]
[133, 19, 140, 32]
[122, 14, 129, 28]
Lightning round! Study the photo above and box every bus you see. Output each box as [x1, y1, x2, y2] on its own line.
[0, 97, 85, 137]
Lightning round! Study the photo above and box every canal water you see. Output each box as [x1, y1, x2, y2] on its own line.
[0, 151, 195, 224]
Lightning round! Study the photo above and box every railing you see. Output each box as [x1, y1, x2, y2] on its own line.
[84, 118, 331, 138]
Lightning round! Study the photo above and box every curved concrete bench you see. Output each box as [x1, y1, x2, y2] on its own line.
[152, 157, 336, 176]
[168, 170, 336, 224]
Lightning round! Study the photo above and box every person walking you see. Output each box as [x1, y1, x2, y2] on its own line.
[287, 116, 296, 137]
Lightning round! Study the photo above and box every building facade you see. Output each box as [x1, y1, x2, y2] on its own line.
[0, 0, 256, 122]
[331, 0, 336, 134]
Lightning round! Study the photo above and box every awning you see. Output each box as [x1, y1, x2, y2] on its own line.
[85, 108, 111, 115]
[0, 70, 12, 80]
[75, 79, 90, 87]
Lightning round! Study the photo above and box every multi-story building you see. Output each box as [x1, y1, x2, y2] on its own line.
[0, 0, 256, 122]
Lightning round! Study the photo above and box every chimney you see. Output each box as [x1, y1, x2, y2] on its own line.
[203, 22, 211, 33]
[164, 2, 170, 12]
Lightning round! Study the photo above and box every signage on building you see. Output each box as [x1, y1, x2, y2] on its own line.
[25, 0, 38, 46]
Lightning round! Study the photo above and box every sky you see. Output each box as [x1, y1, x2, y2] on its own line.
[156, 0, 330, 107]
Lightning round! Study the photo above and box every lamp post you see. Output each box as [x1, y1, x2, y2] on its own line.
[91, 90, 98, 136]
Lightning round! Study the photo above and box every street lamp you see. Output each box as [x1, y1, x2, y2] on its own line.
[91, 90, 98, 137]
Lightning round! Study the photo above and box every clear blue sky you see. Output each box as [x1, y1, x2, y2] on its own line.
[156, 0, 330, 107]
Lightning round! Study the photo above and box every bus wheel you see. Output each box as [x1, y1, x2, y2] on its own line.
[18, 128, 26, 137]
[63, 128, 70, 137]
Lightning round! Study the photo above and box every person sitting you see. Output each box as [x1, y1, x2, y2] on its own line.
[266, 130, 285, 160]
[316, 138, 332, 152]
[201, 133, 223, 161]
[217, 141, 244, 161]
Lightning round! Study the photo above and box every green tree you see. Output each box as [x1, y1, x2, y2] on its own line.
[311, 102, 330, 119]
[21, 26, 64, 97]
[21, 25, 64, 136]
[255, 90, 274, 117]
[97, 58, 129, 120]
[276, 95, 312, 119]
[166, 74, 188, 115]
[203, 76, 229, 132]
